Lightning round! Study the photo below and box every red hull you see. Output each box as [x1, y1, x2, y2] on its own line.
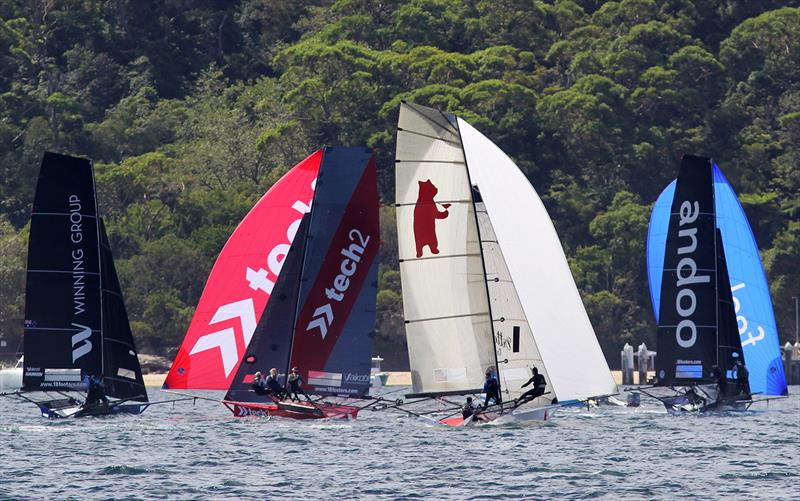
[226, 401, 359, 420]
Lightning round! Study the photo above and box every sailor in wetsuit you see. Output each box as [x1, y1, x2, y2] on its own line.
[286, 367, 308, 402]
[482, 369, 501, 409]
[735, 360, 750, 396]
[517, 367, 546, 406]
[462, 396, 480, 421]
[712, 365, 726, 398]
[265, 368, 287, 400]
[251, 371, 268, 395]
[82, 374, 109, 408]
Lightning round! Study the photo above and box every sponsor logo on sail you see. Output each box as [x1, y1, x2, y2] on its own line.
[731, 282, 766, 347]
[673, 200, 710, 349]
[306, 228, 370, 339]
[187, 181, 315, 377]
[69, 195, 87, 317]
[345, 373, 369, 383]
[71, 323, 92, 362]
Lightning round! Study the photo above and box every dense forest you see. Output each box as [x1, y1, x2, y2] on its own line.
[0, 0, 797, 369]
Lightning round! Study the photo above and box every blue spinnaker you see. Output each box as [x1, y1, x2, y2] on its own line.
[646, 164, 787, 396]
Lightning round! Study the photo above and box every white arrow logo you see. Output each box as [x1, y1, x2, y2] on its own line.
[190, 298, 257, 377]
[306, 304, 333, 339]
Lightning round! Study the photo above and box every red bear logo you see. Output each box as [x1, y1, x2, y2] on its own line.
[413, 179, 450, 258]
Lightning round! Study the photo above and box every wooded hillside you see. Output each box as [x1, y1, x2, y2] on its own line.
[1, 0, 797, 368]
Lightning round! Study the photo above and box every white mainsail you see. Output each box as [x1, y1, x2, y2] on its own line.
[475, 197, 550, 403]
[458, 118, 617, 402]
[395, 103, 496, 394]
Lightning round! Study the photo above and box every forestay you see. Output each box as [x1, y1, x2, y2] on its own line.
[396, 103, 496, 394]
[458, 118, 616, 402]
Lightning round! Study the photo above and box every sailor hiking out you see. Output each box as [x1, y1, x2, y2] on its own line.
[517, 367, 546, 406]
[251, 371, 269, 396]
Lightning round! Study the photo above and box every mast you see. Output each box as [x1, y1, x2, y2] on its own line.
[91, 158, 105, 381]
[283, 150, 323, 379]
[453, 116, 502, 399]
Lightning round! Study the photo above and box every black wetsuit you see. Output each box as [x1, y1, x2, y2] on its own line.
[462, 402, 476, 420]
[519, 373, 546, 404]
[84, 376, 109, 407]
[483, 376, 501, 408]
[265, 374, 287, 400]
[712, 367, 726, 397]
[286, 373, 308, 401]
[736, 364, 750, 396]
[251, 377, 268, 395]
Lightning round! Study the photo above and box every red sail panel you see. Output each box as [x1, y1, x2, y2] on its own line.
[164, 151, 321, 389]
[290, 155, 380, 396]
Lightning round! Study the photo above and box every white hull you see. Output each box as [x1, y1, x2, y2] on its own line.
[488, 404, 556, 425]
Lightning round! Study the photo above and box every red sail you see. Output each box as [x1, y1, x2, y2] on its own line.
[164, 151, 321, 389]
[290, 152, 380, 396]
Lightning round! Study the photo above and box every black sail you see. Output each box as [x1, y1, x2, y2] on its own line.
[224, 215, 310, 402]
[99, 219, 148, 402]
[23, 153, 102, 391]
[656, 155, 718, 385]
[715, 229, 746, 382]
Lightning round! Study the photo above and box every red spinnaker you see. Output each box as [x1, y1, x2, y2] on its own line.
[164, 151, 321, 389]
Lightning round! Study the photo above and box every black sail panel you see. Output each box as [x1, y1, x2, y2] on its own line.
[656, 155, 717, 385]
[99, 219, 148, 402]
[23, 153, 102, 391]
[224, 215, 310, 402]
[715, 229, 746, 382]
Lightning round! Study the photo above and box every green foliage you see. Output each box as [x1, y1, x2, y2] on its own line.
[0, 1, 797, 367]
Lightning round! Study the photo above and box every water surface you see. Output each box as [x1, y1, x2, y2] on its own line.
[1, 387, 797, 499]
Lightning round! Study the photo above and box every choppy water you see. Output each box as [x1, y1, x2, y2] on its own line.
[1, 387, 798, 500]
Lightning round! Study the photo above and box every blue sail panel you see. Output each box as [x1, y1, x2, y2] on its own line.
[712, 165, 787, 396]
[646, 180, 674, 323]
[647, 166, 788, 395]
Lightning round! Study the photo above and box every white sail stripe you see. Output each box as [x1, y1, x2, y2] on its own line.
[405, 311, 490, 323]
[104, 337, 136, 348]
[399, 252, 482, 262]
[27, 269, 100, 275]
[397, 127, 462, 145]
[396, 159, 466, 164]
[395, 199, 471, 207]
[32, 212, 98, 218]
[25, 326, 101, 332]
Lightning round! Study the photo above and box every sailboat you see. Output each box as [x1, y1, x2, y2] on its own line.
[10, 153, 149, 418]
[387, 102, 616, 425]
[642, 155, 788, 412]
[165, 147, 380, 420]
[647, 158, 788, 399]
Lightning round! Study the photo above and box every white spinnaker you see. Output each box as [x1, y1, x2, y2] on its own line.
[476, 200, 550, 403]
[396, 103, 496, 394]
[458, 118, 616, 401]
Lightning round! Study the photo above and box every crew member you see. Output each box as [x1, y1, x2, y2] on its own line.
[265, 368, 287, 400]
[712, 365, 726, 397]
[482, 369, 501, 409]
[735, 360, 750, 396]
[83, 373, 109, 408]
[517, 367, 546, 405]
[251, 371, 268, 396]
[462, 396, 478, 420]
[286, 367, 309, 402]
